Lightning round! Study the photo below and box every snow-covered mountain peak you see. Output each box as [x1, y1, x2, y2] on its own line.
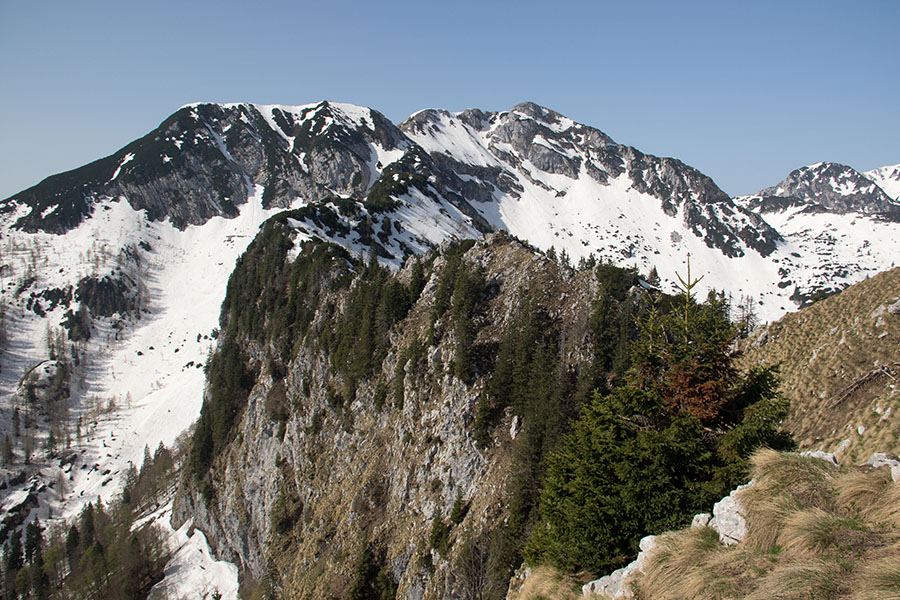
[402, 101, 781, 269]
[0, 100, 415, 236]
[864, 163, 900, 201]
[507, 101, 578, 133]
[731, 161, 900, 309]
[754, 161, 900, 217]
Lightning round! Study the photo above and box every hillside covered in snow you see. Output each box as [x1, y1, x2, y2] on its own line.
[0, 99, 897, 598]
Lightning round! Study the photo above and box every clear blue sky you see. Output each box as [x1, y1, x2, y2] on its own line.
[1, 0, 897, 200]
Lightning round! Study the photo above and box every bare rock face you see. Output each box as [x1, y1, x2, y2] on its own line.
[800, 450, 838, 465]
[709, 481, 754, 545]
[691, 513, 712, 528]
[865, 453, 900, 482]
[887, 298, 900, 317]
[581, 535, 657, 599]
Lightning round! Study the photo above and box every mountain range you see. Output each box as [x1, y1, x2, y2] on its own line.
[0, 100, 898, 598]
[4, 101, 898, 324]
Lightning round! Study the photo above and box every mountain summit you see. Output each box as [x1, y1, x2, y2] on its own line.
[740, 161, 900, 218]
[0, 99, 898, 599]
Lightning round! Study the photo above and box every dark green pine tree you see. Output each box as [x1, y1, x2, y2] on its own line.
[24, 520, 42, 564]
[4, 529, 25, 599]
[4, 530, 23, 573]
[80, 503, 96, 551]
[65, 524, 81, 567]
[528, 385, 717, 573]
[31, 553, 49, 600]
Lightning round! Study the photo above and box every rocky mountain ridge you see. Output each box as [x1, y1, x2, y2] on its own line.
[0, 99, 898, 598]
[739, 161, 900, 218]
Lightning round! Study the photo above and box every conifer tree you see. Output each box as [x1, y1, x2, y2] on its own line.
[24, 521, 42, 564]
[31, 555, 49, 600]
[4, 530, 23, 573]
[65, 524, 80, 568]
[80, 503, 96, 551]
[528, 259, 792, 575]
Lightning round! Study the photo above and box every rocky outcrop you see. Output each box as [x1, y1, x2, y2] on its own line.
[173, 234, 610, 599]
[581, 535, 657, 599]
[800, 450, 838, 465]
[708, 481, 754, 545]
[887, 298, 900, 317]
[865, 452, 900, 482]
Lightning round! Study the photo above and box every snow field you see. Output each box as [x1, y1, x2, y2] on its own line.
[1, 188, 299, 592]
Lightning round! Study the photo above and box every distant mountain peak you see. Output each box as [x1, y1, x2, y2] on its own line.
[864, 163, 900, 202]
[745, 161, 900, 218]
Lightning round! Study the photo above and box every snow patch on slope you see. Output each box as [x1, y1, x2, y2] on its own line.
[759, 208, 900, 301]
[0, 187, 298, 593]
[865, 164, 900, 201]
[148, 508, 240, 600]
[411, 111, 501, 168]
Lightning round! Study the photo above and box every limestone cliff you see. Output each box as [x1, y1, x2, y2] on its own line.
[173, 231, 638, 599]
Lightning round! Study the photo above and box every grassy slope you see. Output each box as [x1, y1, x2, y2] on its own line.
[739, 267, 900, 463]
[632, 449, 900, 600]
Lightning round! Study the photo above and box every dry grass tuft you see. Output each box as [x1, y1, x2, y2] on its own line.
[631, 449, 900, 599]
[515, 566, 584, 600]
[870, 485, 900, 531]
[781, 507, 878, 556]
[740, 449, 838, 551]
[635, 526, 734, 600]
[749, 449, 837, 502]
[743, 559, 849, 600]
[835, 467, 893, 517]
[850, 550, 900, 600]
[740, 491, 801, 551]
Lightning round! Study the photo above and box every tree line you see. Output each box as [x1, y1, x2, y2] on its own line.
[1, 442, 178, 599]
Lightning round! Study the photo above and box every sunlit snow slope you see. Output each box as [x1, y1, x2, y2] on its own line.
[736, 161, 900, 307]
[1, 187, 302, 514]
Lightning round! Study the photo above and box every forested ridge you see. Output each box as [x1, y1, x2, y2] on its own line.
[182, 228, 793, 598]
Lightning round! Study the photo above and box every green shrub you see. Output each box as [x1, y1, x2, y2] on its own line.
[349, 543, 397, 600]
[429, 511, 450, 556]
[450, 493, 468, 525]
